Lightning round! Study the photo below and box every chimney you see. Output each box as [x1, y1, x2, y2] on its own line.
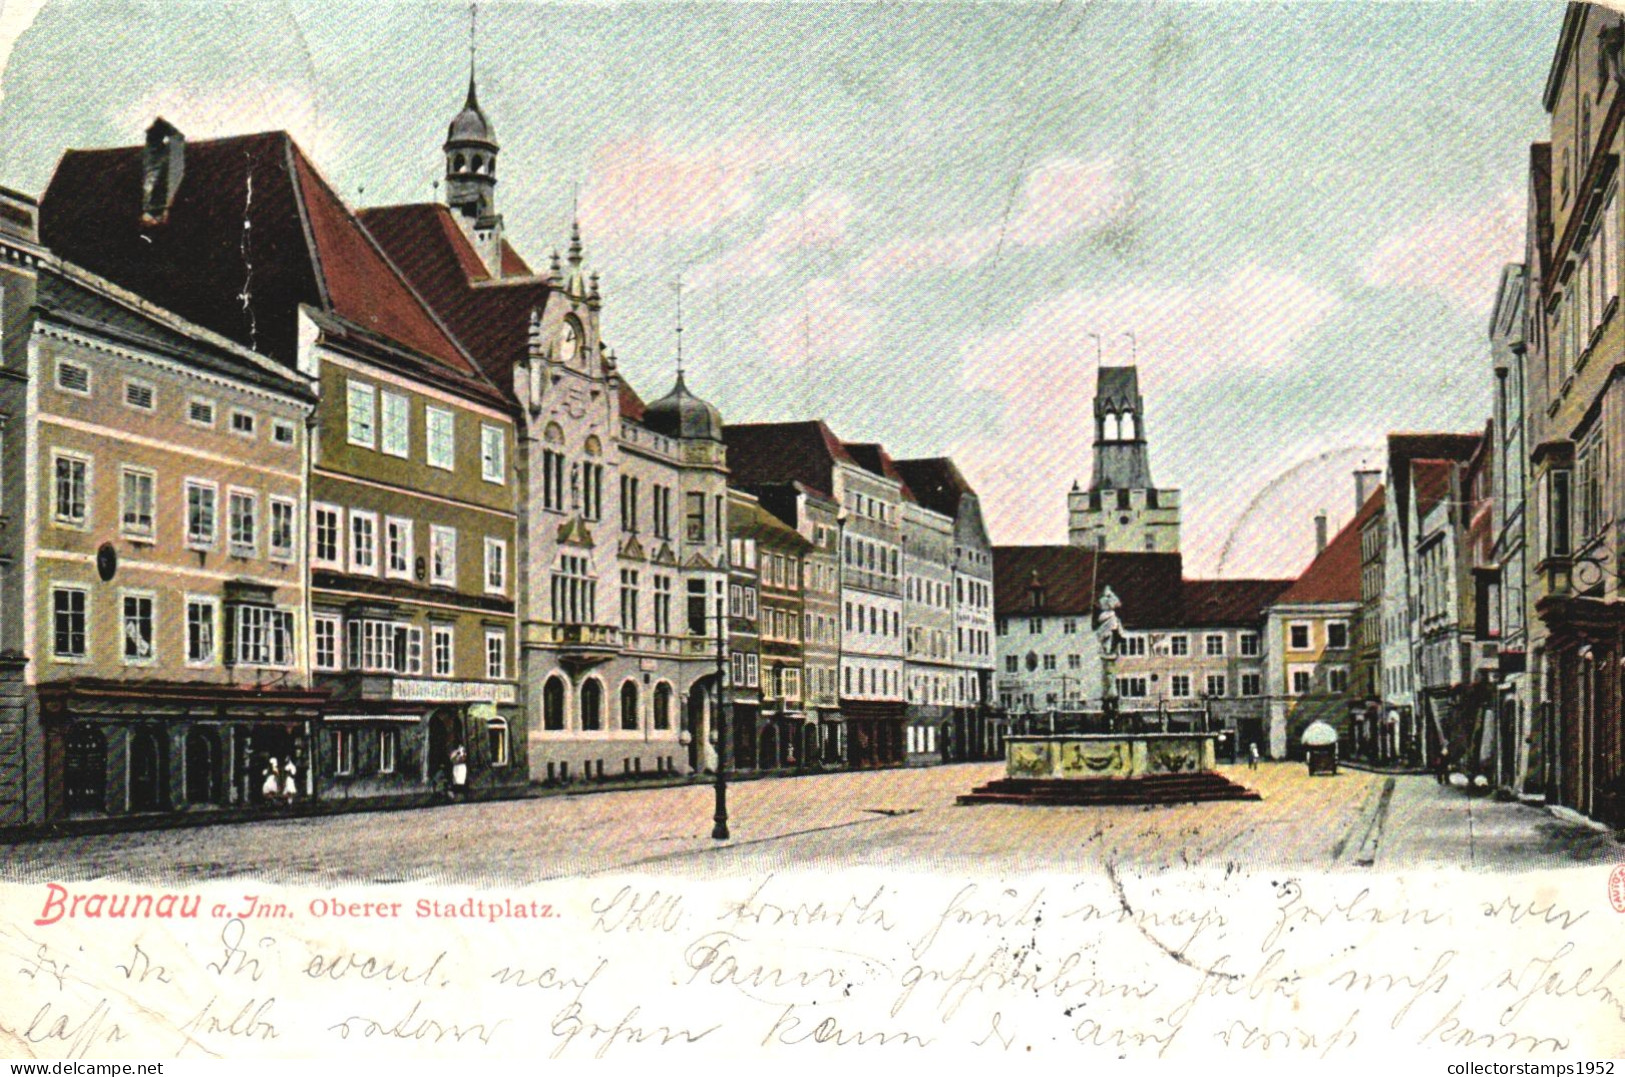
[1354, 469, 1381, 513]
[1314, 510, 1329, 555]
[141, 118, 185, 224]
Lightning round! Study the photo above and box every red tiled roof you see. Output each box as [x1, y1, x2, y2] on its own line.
[1180, 578, 1294, 626]
[1276, 486, 1384, 606]
[723, 421, 856, 497]
[893, 457, 975, 519]
[41, 131, 482, 388]
[619, 381, 646, 422]
[993, 547, 1185, 628]
[843, 442, 916, 502]
[1412, 459, 1453, 519]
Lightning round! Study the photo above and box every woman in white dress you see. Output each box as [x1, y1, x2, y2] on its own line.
[281, 757, 298, 804]
[262, 757, 281, 802]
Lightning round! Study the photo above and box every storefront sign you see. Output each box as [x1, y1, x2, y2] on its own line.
[389, 680, 518, 705]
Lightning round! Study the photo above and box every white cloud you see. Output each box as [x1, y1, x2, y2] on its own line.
[685, 188, 852, 294]
[1360, 190, 1524, 316]
[578, 131, 802, 244]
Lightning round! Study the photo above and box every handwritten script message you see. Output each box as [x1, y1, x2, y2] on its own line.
[2, 867, 1622, 1059]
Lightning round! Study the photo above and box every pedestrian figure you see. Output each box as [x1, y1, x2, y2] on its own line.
[1434, 751, 1450, 785]
[1247, 742, 1260, 770]
[281, 756, 298, 805]
[262, 757, 281, 803]
[450, 744, 468, 800]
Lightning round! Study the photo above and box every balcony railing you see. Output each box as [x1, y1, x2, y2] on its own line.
[546, 623, 621, 648]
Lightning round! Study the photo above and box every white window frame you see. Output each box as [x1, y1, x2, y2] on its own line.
[380, 390, 409, 458]
[51, 585, 89, 662]
[51, 450, 91, 529]
[122, 377, 155, 412]
[1205, 673, 1227, 698]
[227, 487, 258, 558]
[349, 509, 379, 575]
[120, 589, 157, 665]
[346, 380, 376, 448]
[185, 595, 219, 667]
[1239, 632, 1260, 657]
[1240, 672, 1262, 698]
[430, 525, 457, 587]
[55, 359, 91, 396]
[119, 465, 156, 541]
[187, 397, 216, 428]
[184, 478, 218, 550]
[1288, 663, 1314, 696]
[313, 613, 341, 671]
[1170, 673, 1191, 698]
[1204, 633, 1225, 657]
[480, 422, 505, 484]
[312, 503, 344, 569]
[269, 496, 297, 562]
[229, 408, 257, 439]
[431, 625, 454, 678]
[485, 629, 506, 680]
[385, 516, 414, 580]
[272, 418, 297, 447]
[333, 728, 355, 776]
[484, 536, 507, 595]
[426, 406, 454, 471]
[1326, 620, 1350, 650]
[379, 728, 398, 774]
[1287, 621, 1313, 652]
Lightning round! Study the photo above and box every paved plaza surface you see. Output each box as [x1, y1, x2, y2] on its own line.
[3, 763, 1618, 885]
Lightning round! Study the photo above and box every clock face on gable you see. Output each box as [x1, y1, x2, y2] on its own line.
[559, 319, 581, 366]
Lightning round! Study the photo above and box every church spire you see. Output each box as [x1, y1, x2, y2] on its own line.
[444, 2, 498, 222]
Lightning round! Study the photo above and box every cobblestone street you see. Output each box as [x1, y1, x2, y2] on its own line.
[5, 762, 1618, 885]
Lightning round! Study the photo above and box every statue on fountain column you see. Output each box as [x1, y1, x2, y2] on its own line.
[1097, 586, 1123, 733]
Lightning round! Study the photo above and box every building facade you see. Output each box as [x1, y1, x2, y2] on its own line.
[1067, 365, 1181, 553]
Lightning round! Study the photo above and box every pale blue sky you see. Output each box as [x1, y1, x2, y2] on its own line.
[0, 1, 1565, 576]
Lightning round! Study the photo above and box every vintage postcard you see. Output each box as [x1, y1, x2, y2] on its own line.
[1, 0, 1624, 1066]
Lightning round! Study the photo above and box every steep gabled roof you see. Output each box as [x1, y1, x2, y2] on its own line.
[842, 441, 916, 502]
[1412, 459, 1454, 520]
[723, 421, 855, 497]
[1276, 486, 1384, 606]
[41, 131, 489, 399]
[1386, 432, 1481, 542]
[893, 457, 976, 519]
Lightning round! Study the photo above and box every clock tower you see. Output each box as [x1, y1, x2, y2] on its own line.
[1067, 364, 1181, 552]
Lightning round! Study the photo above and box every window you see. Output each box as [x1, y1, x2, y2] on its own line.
[123, 380, 154, 410]
[1240, 632, 1260, 657]
[186, 481, 218, 549]
[653, 485, 672, 539]
[653, 575, 672, 635]
[620, 682, 639, 731]
[553, 554, 597, 624]
[1068, 653, 1082, 670]
[1116, 676, 1148, 698]
[379, 730, 398, 774]
[1328, 667, 1350, 693]
[1005, 655, 1019, 673]
[272, 419, 296, 446]
[485, 537, 507, 595]
[1545, 469, 1572, 559]
[1028, 618, 1042, 634]
[1122, 634, 1147, 657]
[622, 570, 641, 631]
[186, 597, 218, 665]
[686, 492, 707, 542]
[233, 606, 294, 667]
[542, 448, 566, 512]
[1326, 621, 1349, 650]
[1290, 665, 1313, 695]
[122, 593, 155, 662]
[1240, 673, 1262, 697]
[381, 391, 408, 457]
[1043, 654, 1057, 671]
[385, 517, 413, 579]
[313, 504, 342, 567]
[621, 475, 640, 532]
[313, 614, 340, 671]
[653, 683, 672, 730]
[347, 381, 376, 447]
[582, 462, 603, 520]
[430, 525, 457, 586]
[348, 509, 377, 574]
[230, 409, 256, 437]
[1206, 674, 1227, 698]
[1205, 634, 1225, 657]
[1288, 623, 1311, 651]
[426, 406, 454, 470]
[270, 498, 296, 561]
[55, 360, 89, 395]
[120, 467, 155, 540]
[487, 719, 508, 767]
[481, 423, 505, 483]
[188, 398, 216, 427]
[51, 587, 88, 659]
[1170, 673, 1191, 698]
[746, 652, 760, 688]
[580, 679, 602, 731]
[431, 625, 454, 677]
[333, 729, 356, 776]
[228, 490, 258, 557]
[1169, 634, 1189, 657]
[53, 453, 88, 526]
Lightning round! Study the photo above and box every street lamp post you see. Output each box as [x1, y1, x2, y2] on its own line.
[713, 595, 730, 841]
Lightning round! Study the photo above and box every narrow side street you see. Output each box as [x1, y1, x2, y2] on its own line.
[5, 763, 1616, 885]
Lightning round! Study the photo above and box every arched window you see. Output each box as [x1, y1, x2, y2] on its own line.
[487, 717, 509, 766]
[1104, 413, 1120, 441]
[544, 676, 566, 731]
[620, 682, 639, 731]
[1121, 412, 1137, 440]
[653, 683, 673, 730]
[453, 153, 466, 173]
[581, 679, 603, 731]
[472, 153, 485, 174]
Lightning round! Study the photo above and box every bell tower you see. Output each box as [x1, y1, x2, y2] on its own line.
[442, 7, 505, 275]
[1067, 364, 1181, 552]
